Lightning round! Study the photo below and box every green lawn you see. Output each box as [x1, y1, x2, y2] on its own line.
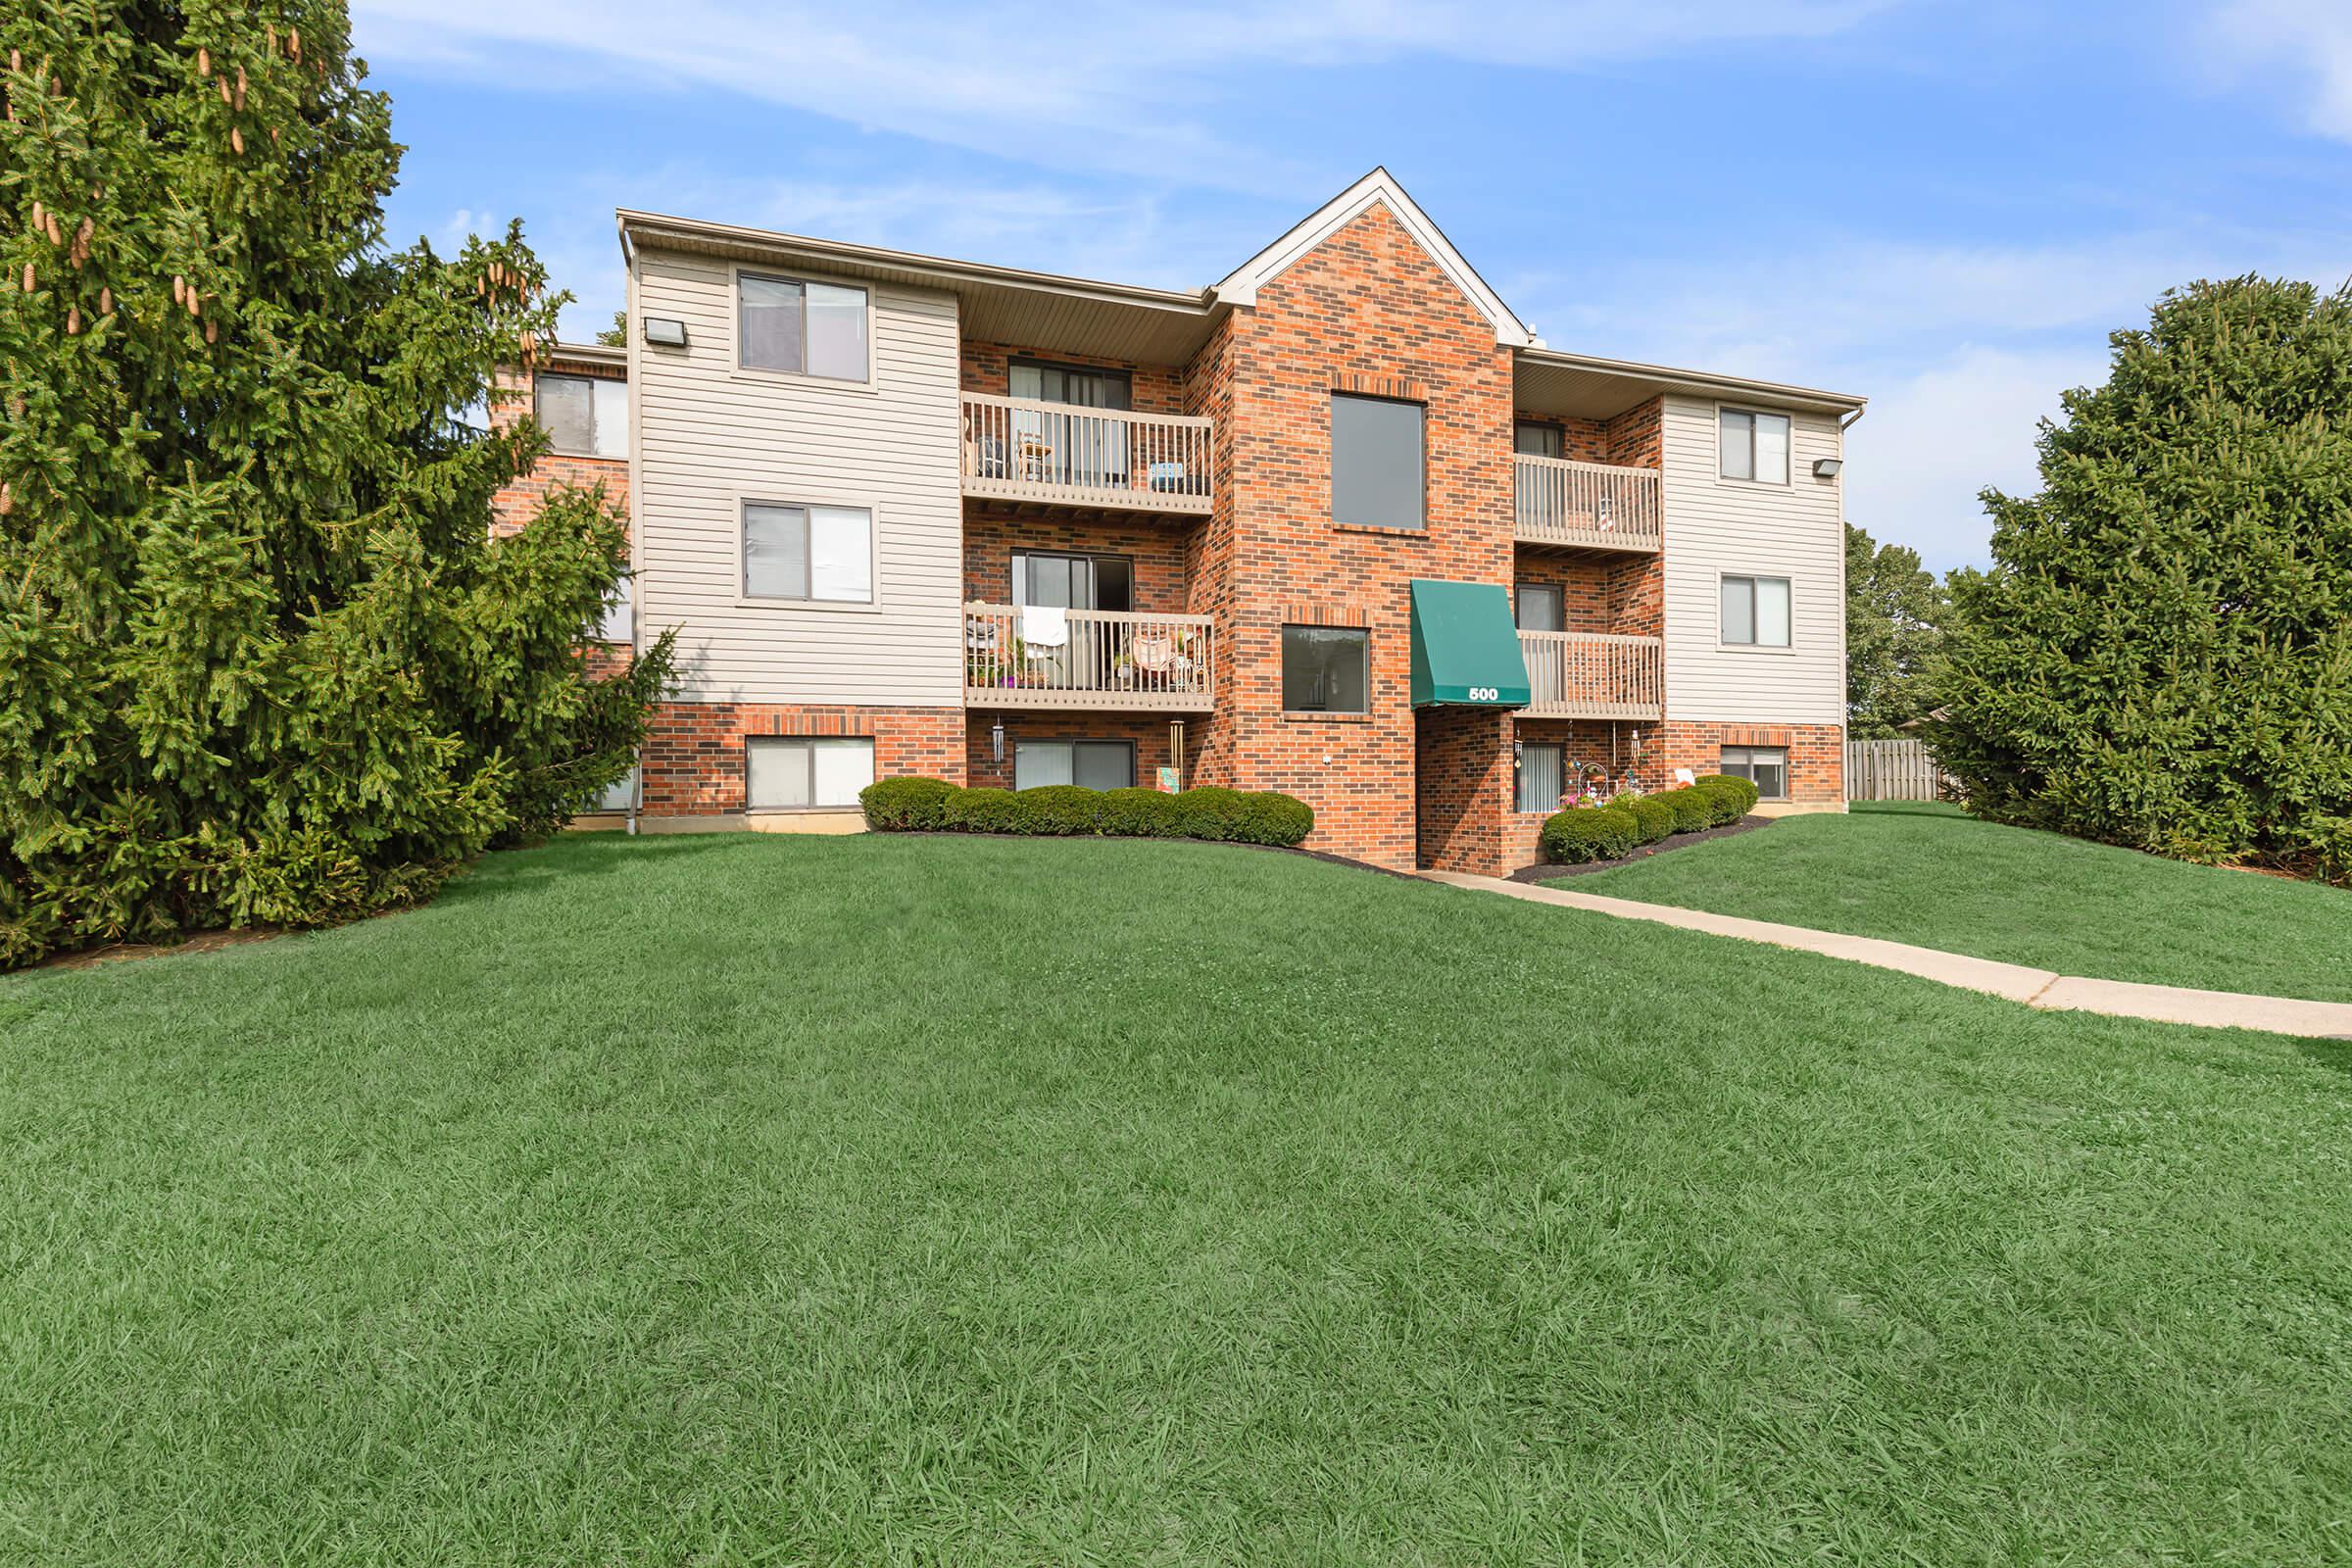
[4, 834, 2349, 1564]
[1572, 801, 2352, 1003]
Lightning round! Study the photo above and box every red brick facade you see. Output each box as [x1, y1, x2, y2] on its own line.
[1654, 720, 1845, 806]
[644, 704, 965, 813]
[962, 712, 1182, 793]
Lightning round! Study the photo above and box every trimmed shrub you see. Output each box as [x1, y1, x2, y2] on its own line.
[1015, 785, 1103, 836]
[1540, 806, 1640, 863]
[1238, 791, 1315, 847]
[941, 787, 1025, 833]
[1099, 787, 1180, 837]
[858, 775, 955, 831]
[1693, 772, 1760, 821]
[1655, 788, 1716, 834]
[1171, 787, 1251, 842]
[1620, 795, 1676, 845]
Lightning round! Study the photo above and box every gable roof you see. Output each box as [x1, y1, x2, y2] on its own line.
[1212, 168, 1538, 348]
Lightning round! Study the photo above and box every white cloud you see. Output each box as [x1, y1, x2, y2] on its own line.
[350, 0, 1904, 188]
[2206, 0, 2352, 140]
[1840, 345, 2106, 571]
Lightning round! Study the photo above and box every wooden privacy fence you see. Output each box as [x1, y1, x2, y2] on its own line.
[1845, 737, 1953, 801]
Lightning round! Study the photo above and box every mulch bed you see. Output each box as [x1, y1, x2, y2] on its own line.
[1509, 813, 1775, 883]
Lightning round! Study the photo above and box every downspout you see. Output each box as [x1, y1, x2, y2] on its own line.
[619, 216, 643, 837]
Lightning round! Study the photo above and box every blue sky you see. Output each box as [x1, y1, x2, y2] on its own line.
[353, 1, 2350, 572]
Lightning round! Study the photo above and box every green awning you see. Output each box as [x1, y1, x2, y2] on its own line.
[1408, 578, 1531, 708]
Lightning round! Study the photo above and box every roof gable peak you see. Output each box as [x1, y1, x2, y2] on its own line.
[1213, 168, 1537, 348]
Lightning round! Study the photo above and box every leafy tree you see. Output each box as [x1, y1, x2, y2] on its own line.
[1844, 522, 1945, 738]
[1926, 277, 2352, 883]
[594, 309, 626, 347]
[0, 3, 672, 964]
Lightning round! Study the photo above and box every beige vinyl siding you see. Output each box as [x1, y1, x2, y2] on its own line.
[631, 246, 962, 704]
[1658, 394, 1845, 725]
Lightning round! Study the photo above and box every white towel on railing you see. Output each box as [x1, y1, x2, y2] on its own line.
[1019, 604, 1069, 648]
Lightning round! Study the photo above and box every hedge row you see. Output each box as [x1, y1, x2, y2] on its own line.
[1539, 774, 1764, 863]
[859, 777, 1314, 846]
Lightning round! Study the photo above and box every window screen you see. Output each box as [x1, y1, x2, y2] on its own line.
[1282, 626, 1369, 712]
[746, 737, 875, 808]
[1331, 394, 1424, 529]
[1720, 746, 1788, 801]
[740, 272, 868, 380]
[1516, 584, 1564, 633]
[1514, 421, 1564, 459]
[1721, 575, 1791, 647]
[1719, 408, 1791, 483]
[535, 374, 595, 454]
[743, 503, 872, 603]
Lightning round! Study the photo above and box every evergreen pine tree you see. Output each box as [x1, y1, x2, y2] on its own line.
[1928, 276, 2352, 882]
[0, 3, 673, 963]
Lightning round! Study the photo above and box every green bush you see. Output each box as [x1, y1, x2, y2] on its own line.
[1655, 788, 1716, 834]
[1540, 806, 1640, 863]
[1016, 785, 1104, 836]
[1693, 773, 1760, 822]
[858, 776, 955, 831]
[1619, 795, 1677, 845]
[1171, 787, 1251, 842]
[1099, 787, 1180, 837]
[1239, 792, 1315, 847]
[941, 788, 1025, 834]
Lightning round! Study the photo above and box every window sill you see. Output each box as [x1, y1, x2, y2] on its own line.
[1717, 642, 1796, 655]
[1281, 710, 1373, 723]
[1331, 521, 1429, 537]
[727, 365, 879, 396]
[735, 597, 884, 614]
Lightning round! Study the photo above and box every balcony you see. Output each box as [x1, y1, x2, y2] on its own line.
[1517, 631, 1663, 719]
[964, 603, 1215, 710]
[1515, 456, 1662, 552]
[960, 392, 1213, 516]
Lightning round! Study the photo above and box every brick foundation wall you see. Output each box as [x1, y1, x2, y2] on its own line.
[642, 704, 965, 814]
[962, 712, 1184, 792]
[1653, 719, 1844, 804]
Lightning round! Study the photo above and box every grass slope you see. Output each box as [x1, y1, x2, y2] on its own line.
[4, 834, 2349, 1564]
[1575, 801, 2352, 1002]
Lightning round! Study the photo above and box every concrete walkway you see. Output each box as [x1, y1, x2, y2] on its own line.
[1419, 871, 2352, 1040]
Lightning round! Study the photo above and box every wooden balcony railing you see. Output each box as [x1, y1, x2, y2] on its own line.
[960, 392, 1213, 515]
[1518, 631, 1663, 719]
[963, 603, 1214, 710]
[1514, 456, 1662, 551]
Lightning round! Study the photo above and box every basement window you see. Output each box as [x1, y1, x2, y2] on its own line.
[746, 737, 874, 809]
[1720, 746, 1788, 801]
[1014, 740, 1136, 791]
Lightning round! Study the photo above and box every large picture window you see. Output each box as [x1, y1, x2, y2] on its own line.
[746, 737, 874, 809]
[1013, 739, 1135, 791]
[1281, 625, 1369, 713]
[739, 271, 869, 381]
[1330, 394, 1425, 530]
[1719, 408, 1791, 484]
[1720, 746, 1788, 802]
[743, 502, 872, 604]
[1720, 574, 1792, 647]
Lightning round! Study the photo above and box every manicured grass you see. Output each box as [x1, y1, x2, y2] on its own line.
[4, 834, 2349, 1564]
[1575, 801, 2352, 1002]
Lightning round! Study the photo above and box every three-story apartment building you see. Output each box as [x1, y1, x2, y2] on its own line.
[510, 171, 1861, 876]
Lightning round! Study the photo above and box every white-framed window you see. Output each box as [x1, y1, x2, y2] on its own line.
[1719, 407, 1790, 484]
[1516, 743, 1563, 813]
[1720, 574, 1792, 648]
[739, 271, 870, 381]
[595, 571, 632, 643]
[534, 372, 628, 458]
[746, 737, 874, 809]
[1013, 739, 1135, 791]
[1720, 746, 1788, 801]
[1282, 625, 1369, 713]
[1330, 393, 1425, 529]
[743, 502, 873, 604]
